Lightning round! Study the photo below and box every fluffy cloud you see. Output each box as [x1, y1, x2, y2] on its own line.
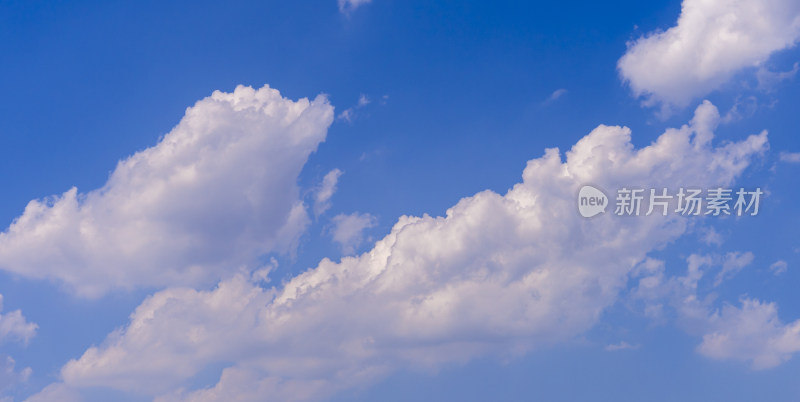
[0, 295, 36, 345]
[329, 212, 377, 254]
[0, 356, 31, 396]
[57, 101, 768, 400]
[618, 0, 800, 109]
[0, 85, 334, 297]
[632, 252, 800, 369]
[698, 299, 800, 369]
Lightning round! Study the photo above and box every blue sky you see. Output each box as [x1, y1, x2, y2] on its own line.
[0, 0, 799, 401]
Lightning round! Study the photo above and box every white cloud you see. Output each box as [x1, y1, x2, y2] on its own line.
[699, 298, 800, 370]
[155, 367, 341, 402]
[720, 95, 759, 124]
[337, 94, 371, 122]
[62, 276, 275, 394]
[0, 85, 334, 298]
[618, 0, 800, 109]
[329, 212, 377, 254]
[714, 251, 754, 287]
[313, 169, 343, 217]
[58, 102, 768, 401]
[338, 0, 371, 15]
[633, 253, 800, 369]
[700, 226, 724, 246]
[0, 297, 36, 399]
[357, 94, 370, 107]
[0, 356, 31, 396]
[336, 108, 354, 122]
[779, 151, 800, 163]
[770, 260, 788, 275]
[23, 383, 82, 402]
[0, 295, 37, 345]
[756, 62, 799, 91]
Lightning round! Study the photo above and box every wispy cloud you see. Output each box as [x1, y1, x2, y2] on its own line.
[337, 94, 372, 122]
[329, 212, 377, 254]
[313, 169, 344, 217]
[779, 152, 800, 163]
[605, 341, 640, 351]
[700, 226, 724, 247]
[542, 88, 568, 105]
[338, 0, 371, 15]
[770, 260, 788, 276]
[714, 251, 754, 287]
[757, 63, 799, 91]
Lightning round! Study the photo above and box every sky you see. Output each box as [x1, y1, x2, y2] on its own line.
[0, 0, 799, 400]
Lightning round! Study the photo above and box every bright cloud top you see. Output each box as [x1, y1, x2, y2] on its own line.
[0, 85, 334, 298]
[59, 101, 768, 401]
[618, 0, 800, 108]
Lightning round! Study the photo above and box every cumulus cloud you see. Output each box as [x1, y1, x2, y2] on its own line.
[56, 101, 768, 400]
[618, 0, 800, 109]
[699, 299, 800, 370]
[329, 212, 377, 254]
[632, 252, 800, 369]
[0, 295, 37, 345]
[313, 169, 343, 217]
[0, 85, 334, 297]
